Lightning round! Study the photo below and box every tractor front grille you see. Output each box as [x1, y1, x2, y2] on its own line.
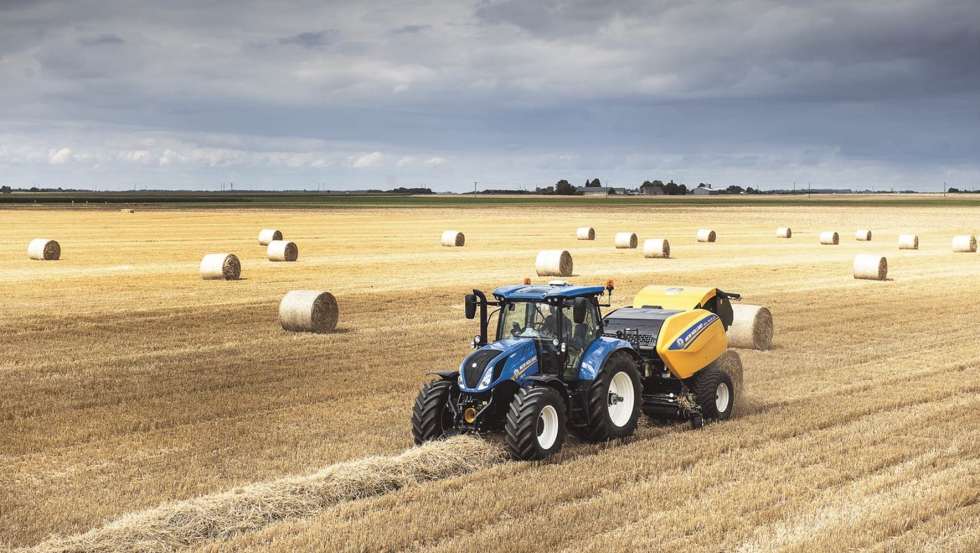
[462, 350, 501, 388]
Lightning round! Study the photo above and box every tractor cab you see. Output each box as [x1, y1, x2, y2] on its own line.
[484, 282, 609, 381]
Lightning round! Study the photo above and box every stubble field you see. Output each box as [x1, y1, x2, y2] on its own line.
[2, 198, 980, 552]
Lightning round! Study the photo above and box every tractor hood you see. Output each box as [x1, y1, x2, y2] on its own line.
[459, 338, 538, 392]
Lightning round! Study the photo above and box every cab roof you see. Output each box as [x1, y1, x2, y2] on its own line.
[493, 284, 606, 301]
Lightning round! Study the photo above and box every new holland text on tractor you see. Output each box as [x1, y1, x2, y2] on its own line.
[412, 281, 741, 460]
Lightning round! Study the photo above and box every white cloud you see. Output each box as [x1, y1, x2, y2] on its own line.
[47, 148, 73, 165]
[425, 156, 447, 166]
[392, 83, 409, 94]
[352, 151, 384, 168]
[396, 155, 415, 167]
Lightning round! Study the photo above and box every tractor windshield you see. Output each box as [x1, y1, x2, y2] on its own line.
[498, 301, 564, 341]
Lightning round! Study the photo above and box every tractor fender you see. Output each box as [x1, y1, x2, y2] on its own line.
[523, 375, 571, 406]
[578, 337, 642, 381]
[427, 370, 460, 381]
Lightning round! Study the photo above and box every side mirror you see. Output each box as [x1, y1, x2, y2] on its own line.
[572, 297, 588, 324]
[464, 294, 477, 319]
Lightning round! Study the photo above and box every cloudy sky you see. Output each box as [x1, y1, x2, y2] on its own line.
[1, 0, 977, 192]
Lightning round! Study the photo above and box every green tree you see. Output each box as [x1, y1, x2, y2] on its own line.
[726, 185, 744, 194]
[586, 178, 601, 188]
[1, 185, 11, 194]
[555, 179, 576, 195]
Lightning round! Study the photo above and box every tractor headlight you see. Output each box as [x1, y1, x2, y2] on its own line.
[471, 334, 481, 348]
[479, 367, 494, 388]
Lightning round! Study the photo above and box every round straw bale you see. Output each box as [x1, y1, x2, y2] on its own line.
[856, 229, 872, 241]
[898, 234, 919, 250]
[820, 231, 840, 245]
[952, 235, 977, 253]
[776, 227, 792, 238]
[614, 232, 638, 249]
[854, 254, 888, 281]
[258, 229, 283, 245]
[441, 231, 465, 247]
[727, 304, 773, 351]
[697, 229, 717, 242]
[705, 349, 743, 397]
[643, 239, 670, 258]
[279, 290, 339, 333]
[200, 254, 241, 280]
[535, 250, 573, 276]
[267, 240, 298, 262]
[576, 227, 595, 240]
[27, 239, 61, 261]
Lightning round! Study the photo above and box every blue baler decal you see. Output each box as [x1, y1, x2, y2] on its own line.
[668, 314, 719, 351]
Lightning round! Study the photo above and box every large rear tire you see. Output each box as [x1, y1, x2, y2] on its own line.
[583, 354, 642, 442]
[505, 387, 567, 461]
[687, 367, 734, 420]
[411, 380, 455, 445]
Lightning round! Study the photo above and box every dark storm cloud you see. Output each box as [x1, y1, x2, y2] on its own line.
[0, 0, 976, 191]
[80, 34, 124, 46]
[278, 30, 337, 49]
[389, 24, 430, 35]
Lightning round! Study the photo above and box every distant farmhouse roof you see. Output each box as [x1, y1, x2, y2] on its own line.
[690, 187, 720, 195]
[577, 186, 612, 196]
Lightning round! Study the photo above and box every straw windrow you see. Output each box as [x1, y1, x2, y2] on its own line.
[31, 437, 501, 553]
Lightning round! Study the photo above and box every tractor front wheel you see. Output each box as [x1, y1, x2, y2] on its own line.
[687, 367, 735, 421]
[583, 354, 642, 442]
[505, 387, 567, 461]
[411, 380, 456, 445]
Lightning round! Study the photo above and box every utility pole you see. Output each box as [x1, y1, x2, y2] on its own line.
[473, 181, 477, 197]
[943, 181, 946, 197]
[808, 182, 811, 199]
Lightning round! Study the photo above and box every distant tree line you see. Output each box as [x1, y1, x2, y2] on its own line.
[640, 179, 687, 195]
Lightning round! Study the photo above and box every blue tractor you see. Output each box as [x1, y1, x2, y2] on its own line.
[412, 281, 740, 460]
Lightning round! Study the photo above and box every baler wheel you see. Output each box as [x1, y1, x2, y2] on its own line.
[688, 367, 735, 421]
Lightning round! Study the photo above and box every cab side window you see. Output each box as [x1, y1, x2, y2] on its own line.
[562, 301, 599, 375]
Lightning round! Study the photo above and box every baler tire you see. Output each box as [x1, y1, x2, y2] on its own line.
[411, 380, 455, 445]
[688, 367, 734, 421]
[505, 387, 567, 461]
[583, 354, 642, 443]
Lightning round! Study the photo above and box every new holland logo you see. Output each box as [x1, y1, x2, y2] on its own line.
[512, 357, 536, 380]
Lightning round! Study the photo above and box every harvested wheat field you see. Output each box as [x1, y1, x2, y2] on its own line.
[3, 197, 980, 552]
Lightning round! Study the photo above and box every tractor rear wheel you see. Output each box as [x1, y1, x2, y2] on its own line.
[411, 380, 455, 445]
[688, 367, 734, 420]
[505, 387, 567, 461]
[583, 354, 642, 442]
